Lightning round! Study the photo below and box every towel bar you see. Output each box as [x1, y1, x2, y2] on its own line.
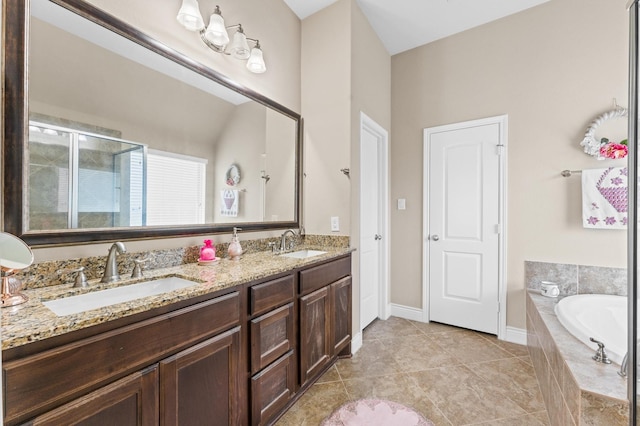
[561, 169, 582, 177]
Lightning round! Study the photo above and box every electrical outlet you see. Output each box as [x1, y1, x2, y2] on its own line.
[331, 216, 340, 232]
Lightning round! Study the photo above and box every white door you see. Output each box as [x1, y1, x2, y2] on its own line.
[425, 120, 502, 334]
[360, 113, 388, 329]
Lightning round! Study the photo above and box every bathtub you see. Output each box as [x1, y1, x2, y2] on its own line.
[554, 294, 627, 364]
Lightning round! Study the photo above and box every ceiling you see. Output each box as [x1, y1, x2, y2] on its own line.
[283, 0, 551, 55]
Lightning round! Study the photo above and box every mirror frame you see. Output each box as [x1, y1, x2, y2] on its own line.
[3, 0, 303, 246]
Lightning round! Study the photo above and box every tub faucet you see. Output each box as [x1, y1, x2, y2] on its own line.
[101, 242, 126, 283]
[590, 337, 612, 364]
[619, 352, 628, 377]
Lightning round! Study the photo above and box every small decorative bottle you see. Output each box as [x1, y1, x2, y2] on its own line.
[228, 227, 243, 260]
[200, 239, 216, 261]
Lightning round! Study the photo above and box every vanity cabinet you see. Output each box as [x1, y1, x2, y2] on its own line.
[3, 253, 352, 426]
[299, 256, 352, 386]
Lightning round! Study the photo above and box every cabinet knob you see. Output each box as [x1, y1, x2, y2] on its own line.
[431, 235, 440, 241]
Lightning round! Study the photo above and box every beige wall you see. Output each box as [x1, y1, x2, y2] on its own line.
[26, 0, 301, 260]
[390, 0, 628, 329]
[301, 0, 390, 334]
[301, 0, 351, 236]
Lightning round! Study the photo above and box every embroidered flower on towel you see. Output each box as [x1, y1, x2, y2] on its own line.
[587, 216, 600, 225]
[610, 176, 624, 186]
[605, 217, 617, 225]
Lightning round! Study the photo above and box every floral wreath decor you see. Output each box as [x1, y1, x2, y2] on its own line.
[225, 164, 241, 186]
[580, 107, 628, 160]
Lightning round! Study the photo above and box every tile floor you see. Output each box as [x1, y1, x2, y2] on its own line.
[276, 316, 549, 426]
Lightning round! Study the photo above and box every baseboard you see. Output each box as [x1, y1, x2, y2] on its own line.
[389, 303, 424, 322]
[351, 331, 363, 355]
[503, 326, 527, 345]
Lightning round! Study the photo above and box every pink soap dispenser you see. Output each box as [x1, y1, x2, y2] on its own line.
[200, 239, 216, 261]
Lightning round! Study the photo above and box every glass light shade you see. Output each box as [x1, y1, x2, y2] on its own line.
[229, 31, 251, 60]
[246, 46, 266, 74]
[204, 12, 229, 47]
[176, 0, 204, 31]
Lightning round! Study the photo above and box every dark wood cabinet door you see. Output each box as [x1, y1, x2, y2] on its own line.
[27, 366, 159, 426]
[331, 277, 352, 356]
[159, 326, 243, 426]
[250, 351, 296, 426]
[299, 286, 331, 385]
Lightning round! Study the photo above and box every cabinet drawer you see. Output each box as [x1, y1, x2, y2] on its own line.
[250, 303, 294, 374]
[4, 291, 240, 425]
[249, 274, 294, 317]
[299, 256, 350, 296]
[251, 351, 296, 426]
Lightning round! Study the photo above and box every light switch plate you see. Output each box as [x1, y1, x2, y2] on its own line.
[397, 198, 406, 210]
[331, 216, 340, 232]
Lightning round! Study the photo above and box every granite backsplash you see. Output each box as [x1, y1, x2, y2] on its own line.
[15, 234, 350, 290]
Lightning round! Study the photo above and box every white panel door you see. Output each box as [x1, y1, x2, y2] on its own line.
[360, 117, 384, 329]
[427, 123, 500, 334]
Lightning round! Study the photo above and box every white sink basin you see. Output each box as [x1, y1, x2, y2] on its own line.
[43, 277, 199, 316]
[280, 249, 327, 259]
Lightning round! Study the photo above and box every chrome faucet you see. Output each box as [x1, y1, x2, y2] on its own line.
[280, 229, 297, 252]
[619, 352, 628, 377]
[101, 242, 126, 283]
[589, 337, 612, 364]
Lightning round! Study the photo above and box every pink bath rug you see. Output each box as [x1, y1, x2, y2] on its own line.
[321, 398, 434, 426]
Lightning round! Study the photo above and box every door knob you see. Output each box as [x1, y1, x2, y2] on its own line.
[431, 235, 440, 241]
[374, 234, 382, 240]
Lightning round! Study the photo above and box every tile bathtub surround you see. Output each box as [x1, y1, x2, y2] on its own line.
[15, 234, 349, 290]
[526, 291, 628, 425]
[525, 261, 627, 296]
[277, 317, 549, 426]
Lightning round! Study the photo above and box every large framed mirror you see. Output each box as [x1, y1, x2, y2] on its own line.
[3, 0, 302, 246]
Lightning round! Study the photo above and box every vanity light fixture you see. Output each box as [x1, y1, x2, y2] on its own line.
[176, 0, 267, 74]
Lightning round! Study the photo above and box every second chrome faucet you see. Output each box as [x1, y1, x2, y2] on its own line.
[101, 242, 126, 283]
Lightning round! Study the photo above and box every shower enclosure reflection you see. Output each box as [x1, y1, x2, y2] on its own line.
[29, 122, 147, 230]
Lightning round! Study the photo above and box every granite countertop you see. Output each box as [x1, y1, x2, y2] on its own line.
[1, 246, 352, 351]
[527, 290, 626, 401]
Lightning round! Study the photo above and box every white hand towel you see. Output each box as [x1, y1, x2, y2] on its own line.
[581, 167, 627, 229]
[220, 189, 239, 217]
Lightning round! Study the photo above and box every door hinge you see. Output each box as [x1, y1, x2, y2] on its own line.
[497, 302, 500, 313]
[495, 224, 502, 234]
[496, 144, 504, 155]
